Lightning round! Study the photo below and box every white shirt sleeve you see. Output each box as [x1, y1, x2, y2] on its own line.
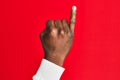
[33, 59, 65, 80]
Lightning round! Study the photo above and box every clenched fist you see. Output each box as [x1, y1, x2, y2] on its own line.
[40, 6, 77, 66]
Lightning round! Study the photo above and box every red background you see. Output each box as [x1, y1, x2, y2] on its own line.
[0, 0, 120, 80]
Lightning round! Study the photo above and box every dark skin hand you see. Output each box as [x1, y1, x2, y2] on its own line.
[40, 6, 77, 66]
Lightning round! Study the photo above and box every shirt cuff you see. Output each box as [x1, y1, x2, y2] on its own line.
[33, 59, 65, 80]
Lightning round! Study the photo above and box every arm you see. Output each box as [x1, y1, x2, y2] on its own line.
[33, 59, 65, 80]
[33, 6, 77, 80]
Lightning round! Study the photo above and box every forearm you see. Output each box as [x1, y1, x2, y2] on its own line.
[33, 59, 65, 80]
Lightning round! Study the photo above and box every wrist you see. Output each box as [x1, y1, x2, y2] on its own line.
[44, 53, 65, 66]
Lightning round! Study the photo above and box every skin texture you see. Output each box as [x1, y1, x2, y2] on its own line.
[40, 6, 76, 66]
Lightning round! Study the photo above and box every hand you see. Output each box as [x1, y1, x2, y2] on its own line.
[40, 6, 77, 66]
